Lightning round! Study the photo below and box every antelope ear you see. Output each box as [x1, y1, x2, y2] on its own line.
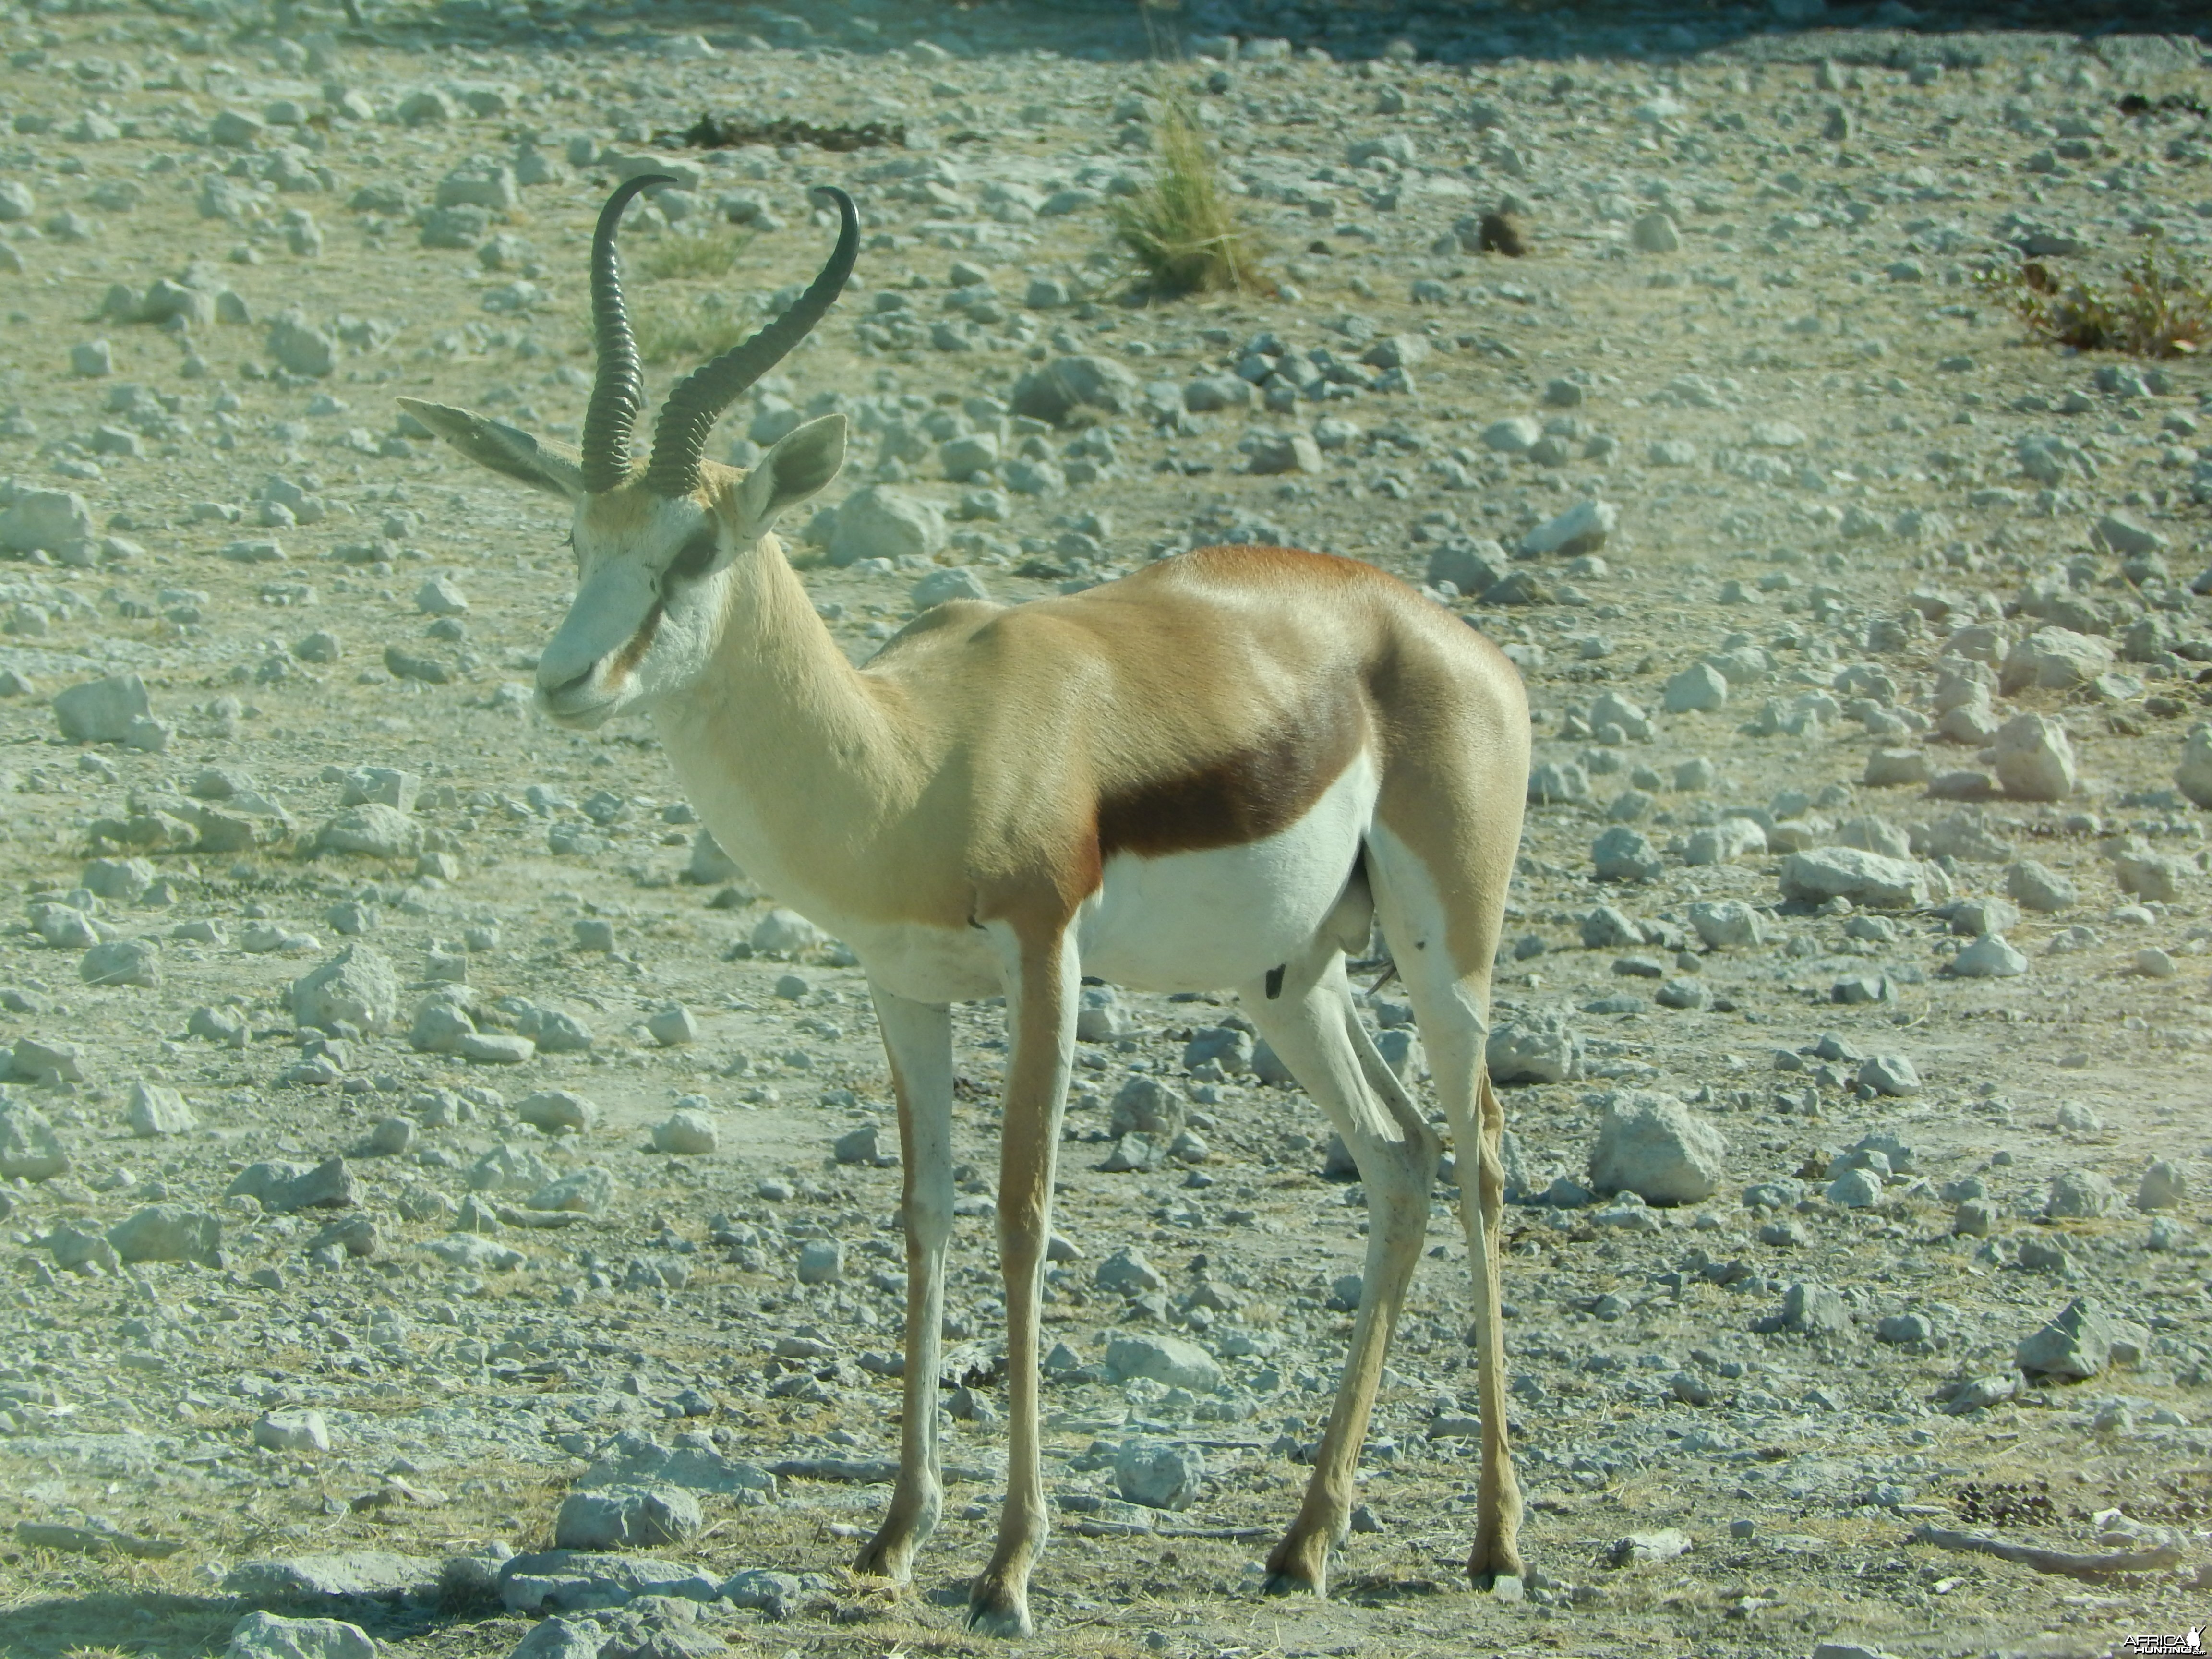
[733, 413, 846, 531]
[397, 397, 587, 501]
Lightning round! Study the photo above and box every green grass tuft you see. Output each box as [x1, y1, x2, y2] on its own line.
[1108, 94, 1266, 297]
[633, 301, 758, 364]
[637, 226, 753, 283]
[1980, 235, 2212, 358]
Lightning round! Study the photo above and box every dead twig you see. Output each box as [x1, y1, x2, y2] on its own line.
[1911, 1521, 2185, 1579]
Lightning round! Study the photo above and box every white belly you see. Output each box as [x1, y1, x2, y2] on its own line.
[729, 753, 1378, 1006]
[838, 914, 1004, 1005]
[1078, 748, 1377, 992]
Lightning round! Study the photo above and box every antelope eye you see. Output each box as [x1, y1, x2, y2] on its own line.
[666, 526, 718, 583]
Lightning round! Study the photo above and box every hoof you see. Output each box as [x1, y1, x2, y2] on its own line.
[969, 1575, 1035, 1646]
[965, 1581, 1033, 1638]
[1262, 1537, 1328, 1599]
[852, 1534, 917, 1585]
[1468, 1542, 1527, 1593]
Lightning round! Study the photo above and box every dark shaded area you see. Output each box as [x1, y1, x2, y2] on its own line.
[2118, 91, 2211, 119]
[300, 0, 2209, 69]
[670, 115, 907, 154]
[0, 1587, 509, 1659]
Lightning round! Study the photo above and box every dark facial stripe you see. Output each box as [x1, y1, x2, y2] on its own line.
[1096, 691, 1366, 862]
[606, 600, 664, 685]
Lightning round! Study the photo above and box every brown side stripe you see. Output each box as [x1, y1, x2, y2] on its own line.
[1096, 690, 1366, 862]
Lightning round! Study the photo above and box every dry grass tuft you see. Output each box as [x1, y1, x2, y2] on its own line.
[633, 301, 757, 364]
[1109, 94, 1266, 297]
[638, 227, 753, 282]
[1478, 209, 1529, 257]
[1982, 235, 2212, 357]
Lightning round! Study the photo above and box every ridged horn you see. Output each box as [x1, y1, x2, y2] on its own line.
[580, 173, 674, 494]
[643, 185, 859, 499]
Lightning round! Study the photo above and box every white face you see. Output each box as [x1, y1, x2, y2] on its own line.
[394, 399, 847, 731]
[535, 490, 732, 730]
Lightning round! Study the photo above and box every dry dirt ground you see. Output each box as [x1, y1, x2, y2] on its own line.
[2, 4, 2211, 1659]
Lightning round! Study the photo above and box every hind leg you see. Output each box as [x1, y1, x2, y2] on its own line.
[1239, 948, 1438, 1598]
[1365, 825, 1525, 1590]
[1461, 1068, 1524, 1585]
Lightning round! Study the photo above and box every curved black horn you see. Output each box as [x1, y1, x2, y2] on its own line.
[643, 185, 860, 499]
[580, 174, 675, 494]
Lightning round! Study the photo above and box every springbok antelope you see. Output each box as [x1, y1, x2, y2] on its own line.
[401, 178, 1531, 1635]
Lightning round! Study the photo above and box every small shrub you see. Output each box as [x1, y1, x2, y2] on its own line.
[639, 227, 753, 282]
[435, 1552, 505, 1615]
[1981, 235, 2212, 358]
[1109, 94, 1265, 297]
[633, 301, 757, 364]
[1478, 210, 1528, 257]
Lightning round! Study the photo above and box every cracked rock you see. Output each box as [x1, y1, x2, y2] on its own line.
[290, 944, 401, 1034]
[517, 1090, 598, 1134]
[1587, 1090, 1726, 1205]
[1108, 1076, 1187, 1139]
[2178, 724, 2212, 810]
[1990, 713, 2077, 803]
[2016, 1296, 2116, 1380]
[52, 673, 151, 742]
[1487, 1009, 1582, 1084]
[226, 1156, 359, 1213]
[1947, 935, 2027, 979]
[1105, 1333, 1220, 1392]
[2137, 1159, 2188, 1211]
[651, 1110, 719, 1155]
[553, 1486, 704, 1551]
[1591, 826, 1663, 882]
[1114, 1438, 1205, 1511]
[0, 1100, 71, 1179]
[108, 1204, 222, 1264]
[227, 1611, 376, 1659]
[1779, 847, 1928, 910]
[2045, 1168, 2116, 1219]
[316, 804, 426, 860]
[124, 1080, 196, 1136]
[1687, 899, 1763, 949]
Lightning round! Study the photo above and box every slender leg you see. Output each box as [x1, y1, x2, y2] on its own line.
[853, 985, 955, 1584]
[966, 926, 1078, 1638]
[1241, 951, 1438, 1599]
[1364, 829, 1525, 1589]
[1341, 992, 1426, 1133]
[1464, 1069, 1525, 1585]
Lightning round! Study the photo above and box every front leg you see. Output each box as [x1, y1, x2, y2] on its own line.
[853, 985, 954, 1586]
[967, 925, 1078, 1638]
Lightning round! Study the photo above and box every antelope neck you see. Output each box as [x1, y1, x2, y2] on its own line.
[651, 536, 923, 901]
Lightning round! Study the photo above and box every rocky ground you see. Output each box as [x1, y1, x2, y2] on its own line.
[3, 3, 2212, 1658]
